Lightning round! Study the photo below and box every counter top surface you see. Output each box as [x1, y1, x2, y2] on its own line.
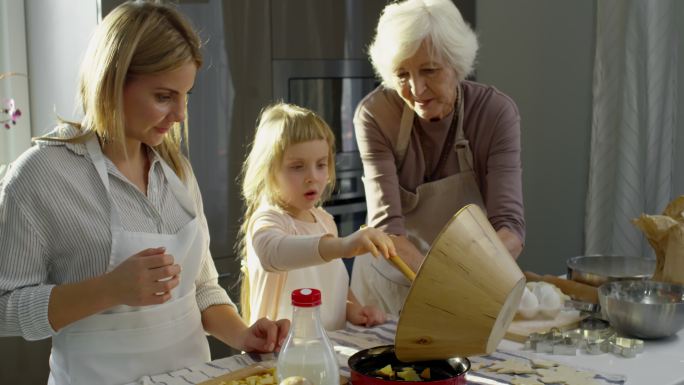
[138, 317, 684, 385]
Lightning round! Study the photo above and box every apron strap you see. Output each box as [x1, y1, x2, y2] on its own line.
[85, 136, 123, 230]
[452, 89, 475, 173]
[154, 156, 197, 217]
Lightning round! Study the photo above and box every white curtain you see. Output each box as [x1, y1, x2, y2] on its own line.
[0, 0, 31, 177]
[585, 0, 678, 258]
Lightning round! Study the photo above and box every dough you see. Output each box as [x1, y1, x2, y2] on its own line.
[536, 365, 600, 385]
[530, 358, 557, 369]
[487, 359, 536, 374]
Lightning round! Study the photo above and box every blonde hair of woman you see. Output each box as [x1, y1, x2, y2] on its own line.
[45, 1, 201, 181]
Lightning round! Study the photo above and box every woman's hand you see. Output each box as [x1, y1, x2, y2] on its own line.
[239, 318, 290, 353]
[496, 228, 523, 260]
[103, 247, 181, 306]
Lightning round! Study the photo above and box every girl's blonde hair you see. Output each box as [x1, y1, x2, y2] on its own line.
[44, 1, 202, 181]
[239, 103, 336, 321]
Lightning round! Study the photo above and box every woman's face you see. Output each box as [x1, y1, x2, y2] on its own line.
[394, 40, 459, 121]
[276, 139, 330, 221]
[122, 62, 197, 147]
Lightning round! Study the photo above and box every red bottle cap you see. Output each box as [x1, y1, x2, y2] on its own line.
[291, 288, 322, 307]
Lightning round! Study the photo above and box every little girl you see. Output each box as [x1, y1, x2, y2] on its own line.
[240, 103, 396, 331]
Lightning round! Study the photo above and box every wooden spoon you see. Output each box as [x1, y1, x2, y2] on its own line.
[389, 254, 416, 282]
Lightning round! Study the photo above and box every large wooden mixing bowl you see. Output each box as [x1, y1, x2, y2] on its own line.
[395, 204, 525, 361]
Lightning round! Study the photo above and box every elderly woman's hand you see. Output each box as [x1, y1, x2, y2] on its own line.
[496, 228, 523, 259]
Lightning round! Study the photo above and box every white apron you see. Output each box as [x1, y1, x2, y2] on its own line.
[48, 137, 210, 385]
[351, 88, 485, 315]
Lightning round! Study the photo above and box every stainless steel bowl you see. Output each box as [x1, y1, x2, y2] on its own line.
[567, 255, 655, 286]
[598, 280, 684, 339]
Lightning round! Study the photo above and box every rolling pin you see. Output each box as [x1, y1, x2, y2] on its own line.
[524, 271, 598, 304]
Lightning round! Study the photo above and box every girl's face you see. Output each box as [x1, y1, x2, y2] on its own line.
[276, 139, 330, 221]
[122, 62, 197, 147]
[394, 40, 459, 121]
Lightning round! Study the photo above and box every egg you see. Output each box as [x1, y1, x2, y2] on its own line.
[537, 284, 562, 319]
[517, 282, 568, 320]
[516, 286, 540, 319]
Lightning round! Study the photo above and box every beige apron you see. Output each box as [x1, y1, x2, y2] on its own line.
[351, 89, 485, 315]
[48, 137, 210, 385]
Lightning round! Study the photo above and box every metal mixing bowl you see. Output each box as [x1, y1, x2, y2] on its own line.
[567, 255, 655, 286]
[598, 280, 684, 339]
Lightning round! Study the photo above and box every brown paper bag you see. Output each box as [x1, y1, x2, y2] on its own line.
[633, 196, 684, 284]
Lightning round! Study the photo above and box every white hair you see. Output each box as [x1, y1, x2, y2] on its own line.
[369, 0, 478, 89]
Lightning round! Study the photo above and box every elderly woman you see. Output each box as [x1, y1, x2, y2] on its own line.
[350, 0, 525, 314]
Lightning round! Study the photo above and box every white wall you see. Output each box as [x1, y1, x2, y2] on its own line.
[476, 0, 596, 274]
[25, 0, 98, 136]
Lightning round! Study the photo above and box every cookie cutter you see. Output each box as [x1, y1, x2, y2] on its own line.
[551, 336, 577, 355]
[564, 322, 616, 355]
[523, 326, 643, 358]
[609, 336, 644, 358]
[525, 328, 578, 354]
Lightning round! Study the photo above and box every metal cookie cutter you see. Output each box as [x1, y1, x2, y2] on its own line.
[565, 320, 616, 355]
[525, 328, 578, 355]
[551, 336, 577, 355]
[610, 336, 644, 358]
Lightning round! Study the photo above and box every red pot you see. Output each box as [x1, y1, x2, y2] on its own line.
[348, 345, 469, 385]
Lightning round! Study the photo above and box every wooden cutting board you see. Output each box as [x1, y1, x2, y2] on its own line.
[504, 310, 584, 343]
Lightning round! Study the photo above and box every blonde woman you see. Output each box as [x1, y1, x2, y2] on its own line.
[239, 103, 395, 331]
[351, 0, 525, 315]
[0, 2, 288, 384]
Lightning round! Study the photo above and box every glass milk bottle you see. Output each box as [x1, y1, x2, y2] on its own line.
[277, 288, 339, 385]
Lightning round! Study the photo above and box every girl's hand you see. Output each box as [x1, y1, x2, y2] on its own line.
[240, 317, 290, 353]
[103, 247, 181, 306]
[340, 227, 397, 259]
[347, 304, 386, 327]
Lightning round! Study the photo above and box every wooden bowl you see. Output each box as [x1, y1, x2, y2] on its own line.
[395, 204, 526, 361]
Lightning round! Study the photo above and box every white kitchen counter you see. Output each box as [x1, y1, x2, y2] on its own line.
[139, 317, 684, 385]
[498, 329, 684, 385]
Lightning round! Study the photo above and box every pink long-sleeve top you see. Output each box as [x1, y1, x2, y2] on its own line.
[245, 204, 348, 330]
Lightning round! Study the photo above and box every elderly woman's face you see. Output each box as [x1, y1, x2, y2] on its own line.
[394, 41, 458, 121]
